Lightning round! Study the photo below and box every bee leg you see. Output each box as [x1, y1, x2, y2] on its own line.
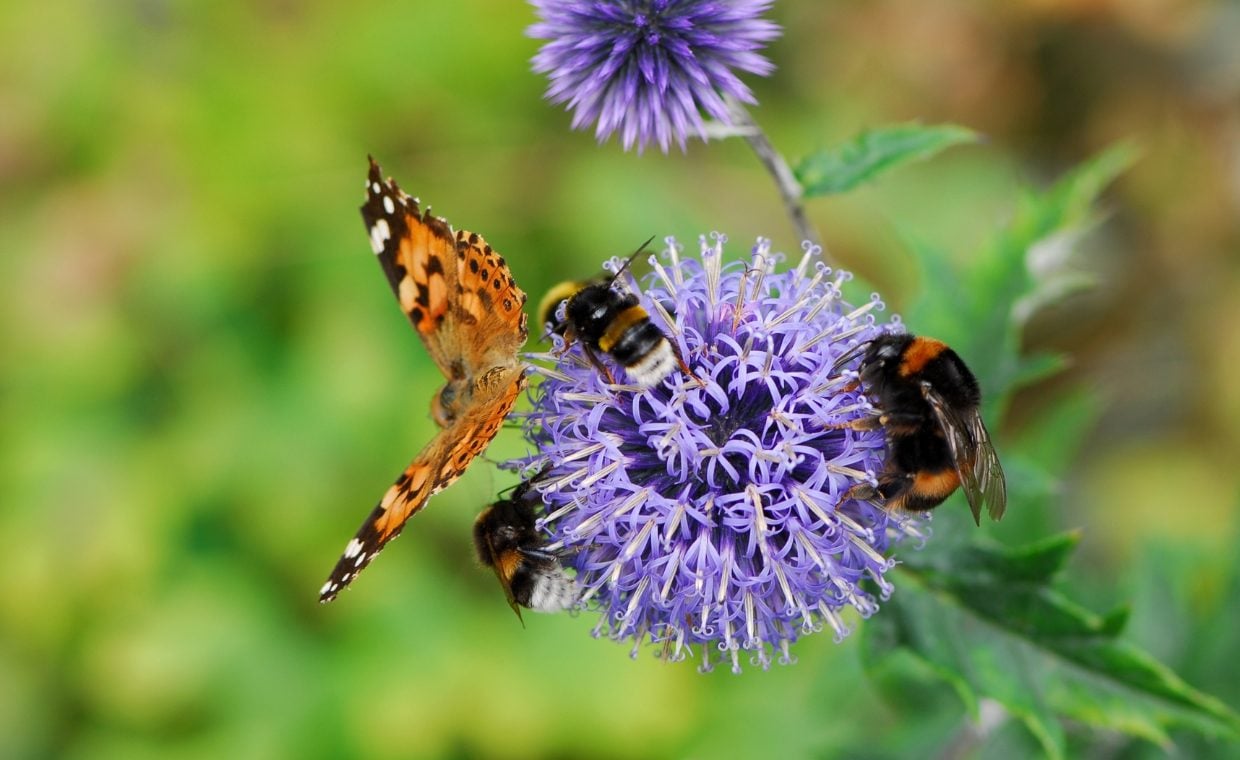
[875, 412, 924, 436]
[552, 328, 576, 358]
[838, 473, 912, 512]
[828, 416, 883, 432]
[829, 411, 925, 434]
[579, 341, 616, 385]
[517, 546, 559, 562]
[671, 342, 706, 387]
[836, 482, 880, 510]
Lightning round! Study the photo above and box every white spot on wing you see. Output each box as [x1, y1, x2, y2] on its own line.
[369, 218, 391, 255]
[383, 196, 395, 215]
[344, 538, 363, 558]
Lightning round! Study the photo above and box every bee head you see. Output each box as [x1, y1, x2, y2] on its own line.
[831, 333, 915, 384]
[565, 281, 634, 335]
[869, 337, 905, 365]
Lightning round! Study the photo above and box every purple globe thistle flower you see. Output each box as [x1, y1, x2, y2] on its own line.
[527, 0, 781, 153]
[513, 235, 927, 672]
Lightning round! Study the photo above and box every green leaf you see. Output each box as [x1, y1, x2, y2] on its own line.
[861, 534, 1240, 756]
[795, 123, 979, 197]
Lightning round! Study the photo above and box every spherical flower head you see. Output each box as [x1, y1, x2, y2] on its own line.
[513, 235, 926, 672]
[527, 0, 781, 153]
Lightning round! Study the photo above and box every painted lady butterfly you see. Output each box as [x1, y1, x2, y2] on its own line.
[319, 157, 529, 603]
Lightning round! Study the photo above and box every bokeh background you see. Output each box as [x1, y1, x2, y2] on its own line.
[2, 1, 1238, 757]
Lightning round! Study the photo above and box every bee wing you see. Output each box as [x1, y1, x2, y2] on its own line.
[484, 535, 526, 625]
[921, 383, 1008, 524]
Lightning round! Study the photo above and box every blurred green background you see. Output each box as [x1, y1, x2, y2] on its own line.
[2, 1, 1238, 757]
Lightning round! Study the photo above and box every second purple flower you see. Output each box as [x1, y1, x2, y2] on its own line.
[528, 0, 781, 153]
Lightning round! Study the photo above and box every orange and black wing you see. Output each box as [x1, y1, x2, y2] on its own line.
[319, 368, 526, 602]
[361, 158, 527, 375]
[319, 159, 530, 602]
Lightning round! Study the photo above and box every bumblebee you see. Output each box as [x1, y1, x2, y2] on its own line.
[538, 240, 692, 389]
[472, 480, 578, 622]
[832, 333, 1007, 525]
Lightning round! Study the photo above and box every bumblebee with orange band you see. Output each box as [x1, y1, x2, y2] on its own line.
[472, 477, 578, 624]
[538, 240, 694, 389]
[832, 333, 1007, 525]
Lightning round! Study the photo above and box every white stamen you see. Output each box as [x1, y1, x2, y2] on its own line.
[827, 463, 872, 481]
[525, 363, 573, 382]
[716, 542, 734, 604]
[848, 530, 893, 569]
[792, 485, 835, 529]
[665, 237, 684, 288]
[844, 299, 879, 322]
[834, 510, 876, 542]
[794, 529, 828, 571]
[577, 460, 621, 489]
[646, 296, 682, 341]
[744, 591, 757, 644]
[571, 487, 649, 536]
[747, 484, 769, 536]
[622, 576, 649, 621]
[649, 255, 678, 296]
[658, 544, 682, 602]
[559, 441, 605, 464]
[663, 500, 686, 543]
[560, 392, 612, 405]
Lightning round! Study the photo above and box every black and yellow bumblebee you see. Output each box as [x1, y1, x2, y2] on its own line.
[538, 240, 693, 389]
[472, 480, 578, 622]
[832, 333, 1007, 525]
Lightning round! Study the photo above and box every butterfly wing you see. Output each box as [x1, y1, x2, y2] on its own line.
[362, 158, 463, 376]
[921, 382, 1008, 524]
[361, 159, 528, 373]
[319, 367, 526, 602]
[319, 159, 530, 602]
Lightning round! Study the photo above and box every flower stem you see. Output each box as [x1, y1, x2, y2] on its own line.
[723, 97, 833, 266]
